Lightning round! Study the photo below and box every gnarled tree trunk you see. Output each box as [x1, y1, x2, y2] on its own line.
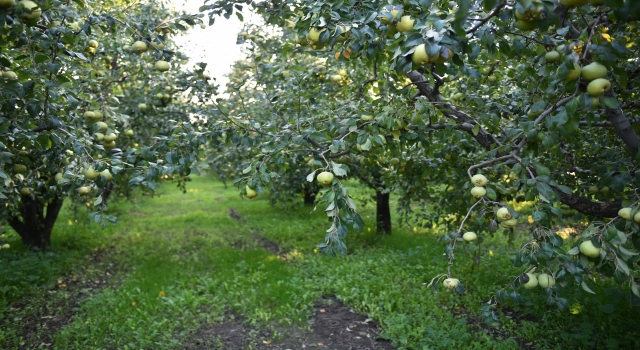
[9, 194, 64, 250]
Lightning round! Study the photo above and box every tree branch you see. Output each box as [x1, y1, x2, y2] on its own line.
[466, 1, 507, 34]
[406, 70, 623, 218]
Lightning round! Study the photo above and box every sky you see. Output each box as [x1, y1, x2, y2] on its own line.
[169, 0, 256, 94]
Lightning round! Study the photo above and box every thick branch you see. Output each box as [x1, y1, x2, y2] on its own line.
[604, 93, 640, 156]
[406, 70, 500, 150]
[406, 70, 622, 218]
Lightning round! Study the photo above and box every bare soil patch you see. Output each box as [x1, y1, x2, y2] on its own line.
[185, 296, 393, 349]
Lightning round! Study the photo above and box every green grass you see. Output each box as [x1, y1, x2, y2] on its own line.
[1, 176, 639, 349]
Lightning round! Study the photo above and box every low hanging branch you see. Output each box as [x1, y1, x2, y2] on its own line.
[405, 70, 622, 218]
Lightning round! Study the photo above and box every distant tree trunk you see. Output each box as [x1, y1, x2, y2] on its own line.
[303, 189, 317, 206]
[376, 190, 391, 234]
[102, 182, 115, 207]
[9, 193, 64, 249]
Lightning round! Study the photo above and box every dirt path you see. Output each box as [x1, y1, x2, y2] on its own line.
[185, 296, 393, 349]
[0, 244, 127, 349]
[181, 209, 395, 349]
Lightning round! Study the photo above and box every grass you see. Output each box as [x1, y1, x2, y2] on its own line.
[1, 175, 639, 349]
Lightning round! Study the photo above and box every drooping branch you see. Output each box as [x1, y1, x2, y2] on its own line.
[405, 70, 622, 218]
[604, 93, 640, 156]
[405, 70, 501, 150]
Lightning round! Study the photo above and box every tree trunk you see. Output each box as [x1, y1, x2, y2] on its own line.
[303, 189, 317, 206]
[376, 190, 391, 234]
[9, 194, 64, 250]
[102, 181, 115, 207]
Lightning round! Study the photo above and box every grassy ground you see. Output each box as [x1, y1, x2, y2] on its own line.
[1, 176, 639, 349]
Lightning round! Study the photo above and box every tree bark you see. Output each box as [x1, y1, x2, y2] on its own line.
[303, 189, 317, 206]
[376, 190, 392, 234]
[604, 92, 640, 156]
[9, 194, 64, 249]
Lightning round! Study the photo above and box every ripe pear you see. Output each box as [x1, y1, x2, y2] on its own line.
[125, 129, 134, 136]
[83, 111, 96, 120]
[245, 186, 257, 199]
[581, 62, 607, 81]
[20, 187, 31, 196]
[104, 133, 117, 142]
[471, 186, 486, 198]
[471, 174, 488, 186]
[411, 44, 431, 65]
[379, 7, 400, 24]
[538, 274, 556, 288]
[94, 132, 104, 141]
[155, 60, 170, 72]
[17, 0, 41, 20]
[2, 71, 18, 79]
[443, 278, 459, 290]
[634, 211, 640, 223]
[330, 74, 342, 83]
[14, 164, 27, 174]
[496, 207, 512, 221]
[522, 273, 538, 289]
[563, 62, 582, 82]
[83, 166, 99, 179]
[579, 240, 601, 258]
[138, 103, 147, 110]
[54, 172, 63, 182]
[306, 27, 326, 43]
[100, 169, 113, 180]
[515, 20, 537, 32]
[462, 232, 477, 242]
[88, 39, 99, 48]
[396, 16, 415, 32]
[587, 78, 611, 97]
[588, 186, 598, 194]
[96, 122, 108, 131]
[317, 172, 334, 187]
[618, 207, 633, 220]
[545, 51, 560, 63]
[132, 41, 148, 52]
[78, 186, 91, 195]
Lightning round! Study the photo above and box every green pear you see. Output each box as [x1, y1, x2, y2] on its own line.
[587, 78, 611, 97]
[581, 62, 607, 81]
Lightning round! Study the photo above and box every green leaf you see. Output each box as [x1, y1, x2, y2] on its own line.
[581, 281, 596, 294]
[485, 187, 497, 200]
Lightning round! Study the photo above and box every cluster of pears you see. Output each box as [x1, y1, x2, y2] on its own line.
[470, 174, 488, 198]
[92, 122, 118, 148]
[496, 207, 518, 228]
[303, 24, 350, 50]
[330, 69, 348, 83]
[549, 47, 611, 97]
[521, 271, 556, 289]
[617, 207, 640, 223]
[83, 109, 104, 121]
[379, 5, 415, 35]
[514, 1, 543, 32]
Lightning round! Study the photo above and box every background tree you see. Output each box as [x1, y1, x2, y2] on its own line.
[200, 0, 640, 309]
[0, 0, 210, 249]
